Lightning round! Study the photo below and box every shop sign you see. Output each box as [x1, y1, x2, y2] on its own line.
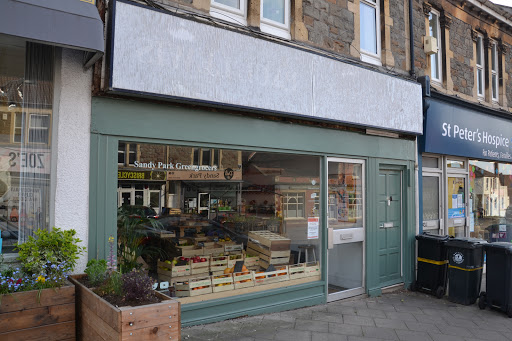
[423, 98, 512, 162]
[0, 148, 51, 175]
[118, 170, 166, 180]
[167, 168, 241, 181]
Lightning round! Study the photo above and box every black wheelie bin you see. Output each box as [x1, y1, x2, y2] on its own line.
[445, 237, 486, 305]
[414, 233, 450, 298]
[478, 242, 512, 317]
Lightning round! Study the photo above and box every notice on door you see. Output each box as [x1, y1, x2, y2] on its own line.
[307, 217, 319, 239]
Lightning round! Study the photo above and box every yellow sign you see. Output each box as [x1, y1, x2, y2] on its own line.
[80, 0, 95, 4]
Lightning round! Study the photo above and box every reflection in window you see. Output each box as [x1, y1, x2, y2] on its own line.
[116, 142, 322, 300]
[0, 41, 53, 252]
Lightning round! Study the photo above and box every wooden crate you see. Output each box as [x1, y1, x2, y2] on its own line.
[305, 262, 320, 277]
[258, 257, 290, 270]
[224, 243, 243, 253]
[288, 264, 306, 279]
[211, 274, 235, 293]
[178, 246, 204, 257]
[248, 231, 291, 251]
[253, 267, 289, 286]
[210, 255, 229, 272]
[156, 230, 176, 239]
[243, 252, 259, 268]
[157, 259, 191, 280]
[175, 277, 212, 297]
[0, 284, 75, 341]
[247, 241, 291, 258]
[70, 275, 180, 341]
[227, 253, 244, 268]
[203, 244, 224, 256]
[233, 272, 255, 289]
[190, 258, 210, 275]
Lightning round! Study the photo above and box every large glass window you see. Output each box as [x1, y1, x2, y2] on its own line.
[476, 34, 484, 98]
[260, 0, 291, 39]
[117, 142, 322, 301]
[470, 160, 512, 242]
[0, 40, 53, 253]
[210, 0, 247, 25]
[491, 42, 499, 102]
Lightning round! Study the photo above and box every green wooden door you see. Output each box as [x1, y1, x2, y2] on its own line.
[377, 169, 402, 286]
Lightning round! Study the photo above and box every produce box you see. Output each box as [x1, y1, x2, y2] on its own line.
[203, 244, 224, 256]
[288, 264, 306, 280]
[253, 267, 289, 286]
[175, 276, 212, 297]
[178, 246, 204, 257]
[233, 271, 255, 289]
[248, 231, 291, 251]
[156, 230, 176, 239]
[157, 259, 191, 280]
[305, 262, 320, 277]
[211, 274, 235, 293]
[243, 251, 259, 268]
[210, 255, 229, 272]
[247, 241, 291, 259]
[224, 243, 243, 253]
[190, 256, 210, 274]
[227, 253, 244, 268]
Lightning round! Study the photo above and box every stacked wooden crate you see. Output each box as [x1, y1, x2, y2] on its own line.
[247, 231, 291, 269]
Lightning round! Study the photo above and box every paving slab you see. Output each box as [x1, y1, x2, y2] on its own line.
[182, 289, 512, 341]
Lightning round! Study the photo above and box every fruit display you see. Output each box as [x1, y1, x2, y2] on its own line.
[211, 274, 234, 293]
[175, 276, 212, 297]
[253, 267, 289, 286]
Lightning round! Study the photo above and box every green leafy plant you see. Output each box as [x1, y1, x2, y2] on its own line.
[16, 228, 85, 276]
[84, 259, 108, 287]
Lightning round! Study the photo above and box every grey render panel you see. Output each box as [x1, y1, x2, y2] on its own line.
[111, 1, 422, 134]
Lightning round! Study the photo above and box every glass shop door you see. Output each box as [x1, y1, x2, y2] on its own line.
[327, 158, 365, 302]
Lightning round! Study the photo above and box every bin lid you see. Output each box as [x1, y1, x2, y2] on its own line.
[444, 237, 487, 249]
[484, 242, 512, 253]
[415, 233, 450, 242]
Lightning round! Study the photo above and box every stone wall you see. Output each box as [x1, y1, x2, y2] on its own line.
[170, 146, 193, 164]
[221, 150, 239, 169]
[302, 0, 354, 55]
[506, 44, 512, 105]
[139, 144, 166, 163]
[413, 0, 427, 77]
[449, 17, 473, 96]
[389, 0, 407, 71]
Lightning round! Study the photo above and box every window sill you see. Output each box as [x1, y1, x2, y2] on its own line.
[360, 53, 382, 66]
[260, 22, 291, 40]
[210, 8, 247, 26]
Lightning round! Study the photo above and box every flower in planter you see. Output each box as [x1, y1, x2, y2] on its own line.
[0, 227, 84, 304]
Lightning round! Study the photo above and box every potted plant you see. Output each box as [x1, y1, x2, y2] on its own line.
[70, 236, 181, 341]
[0, 228, 84, 340]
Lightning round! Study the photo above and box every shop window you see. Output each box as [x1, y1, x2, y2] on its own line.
[260, 0, 291, 39]
[116, 142, 322, 301]
[476, 34, 484, 98]
[491, 42, 498, 102]
[422, 155, 439, 169]
[360, 0, 381, 65]
[283, 192, 305, 219]
[447, 159, 465, 169]
[429, 10, 442, 83]
[469, 160, 512, 242]
[210, 0, 247, 26]
[0, 41, 54, 253]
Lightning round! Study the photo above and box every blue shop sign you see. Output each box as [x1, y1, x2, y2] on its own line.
[423, 98, 512, 162]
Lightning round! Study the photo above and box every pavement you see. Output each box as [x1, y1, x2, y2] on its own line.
[181, 284, 512, 341]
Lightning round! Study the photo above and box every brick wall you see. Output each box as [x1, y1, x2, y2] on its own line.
[449, 17, 473, 96]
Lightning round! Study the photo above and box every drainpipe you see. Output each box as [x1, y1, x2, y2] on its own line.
[409, 0, 416, 78]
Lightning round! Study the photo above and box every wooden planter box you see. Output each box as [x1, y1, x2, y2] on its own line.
[70, 275, 181, 341]
[0, 285, 76, 341]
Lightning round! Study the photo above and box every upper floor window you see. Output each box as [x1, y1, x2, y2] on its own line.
[476, 34, 484, 98]
[193, 148, 219, 167]
[260, 0, 291, 39]
[359, 0, 381, 65]
[210, 0, 247, 26]
[118, 143, 136, 166]
[28, 114, 50, 144]
[429, 10, 442, 83]
[283, 192, 305, 219]
[491, 42, 498, 102]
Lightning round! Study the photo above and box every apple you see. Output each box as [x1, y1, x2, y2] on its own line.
[201, 258, 207, 262]
[193, 259, 198, 263]
[179, 257, 185, 261]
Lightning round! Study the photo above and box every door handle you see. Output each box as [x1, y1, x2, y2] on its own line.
[328, 227, 333, 249]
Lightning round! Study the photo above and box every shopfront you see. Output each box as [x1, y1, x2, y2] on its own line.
[89, 96, 418, 325]
[420, 95, 512, 241]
